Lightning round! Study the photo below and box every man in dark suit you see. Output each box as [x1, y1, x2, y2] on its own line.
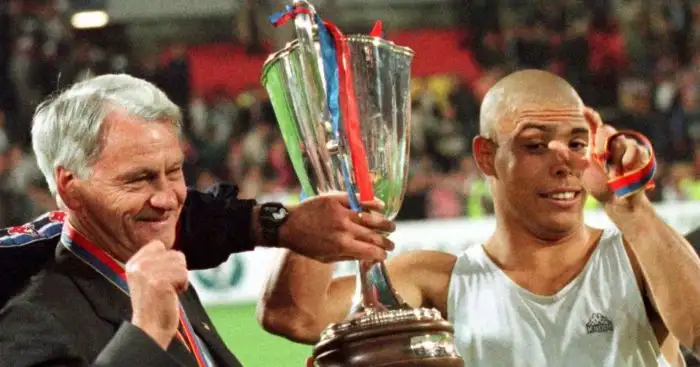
[0, 74, 394, 366]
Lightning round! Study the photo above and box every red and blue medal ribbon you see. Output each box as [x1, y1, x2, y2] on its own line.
[590, 127, 657, 198]
[270, 5, 375, 207]
[60, 225, 129, 292]
[177, 306, 210, 366]
[60, 224, 211, 367]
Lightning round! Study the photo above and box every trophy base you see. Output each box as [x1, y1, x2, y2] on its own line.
[312, 308, 463, 367]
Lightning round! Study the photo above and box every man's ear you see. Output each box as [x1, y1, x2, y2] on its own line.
[473, 136, 497, 177]
[55, 167, 82, 210]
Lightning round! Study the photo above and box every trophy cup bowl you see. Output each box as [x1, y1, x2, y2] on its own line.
[261, 2, 463, 366]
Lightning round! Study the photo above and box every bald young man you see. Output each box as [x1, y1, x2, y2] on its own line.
[257, 70, 700, 367]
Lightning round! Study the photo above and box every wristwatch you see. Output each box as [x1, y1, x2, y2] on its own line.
[259, 202, 290, 247]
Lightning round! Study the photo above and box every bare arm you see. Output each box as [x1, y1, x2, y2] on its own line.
[257, 249, 456, 344]
[607, 197, 700, 355]
[584, 108, 700, 357]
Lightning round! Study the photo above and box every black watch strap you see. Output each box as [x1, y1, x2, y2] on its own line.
[262, 222, 281, 247]
[259, 203, 289, 247]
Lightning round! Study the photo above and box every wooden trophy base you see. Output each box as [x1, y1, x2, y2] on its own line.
[312, 308, 464, 367]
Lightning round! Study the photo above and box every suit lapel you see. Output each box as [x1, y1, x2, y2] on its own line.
[56, 247, 201, 367]
[57, 246, 131, 326]
[180, 289, 243, 367]
[167, 333, 200, 367]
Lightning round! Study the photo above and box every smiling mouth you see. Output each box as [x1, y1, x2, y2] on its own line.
[138, 217, 170, 223]
[538, 191, 582, 201]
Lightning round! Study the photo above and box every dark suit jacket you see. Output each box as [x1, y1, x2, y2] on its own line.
[0, 246, 243, 367]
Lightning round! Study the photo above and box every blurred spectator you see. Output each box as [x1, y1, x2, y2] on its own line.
[558, 18, 590, 91]
[475, 31, 507, 69]
[242, 122, 271, 169]
[665, 70, 699, 162]
[425, 106, 468, 173]
[614, 77, 661, 146]
[161, 43, 192, 131]
[587, 8, 628, 108]
[662, 0, 694, 66]
[512, 15, 551, 70]
[0, 144, 46, 226]
[266, 136, 295, 191]
[396, 155, 434, 221]
[129, 51, 165, 86]
[205, 88, 238, 147]
[0, 112, 8, 156]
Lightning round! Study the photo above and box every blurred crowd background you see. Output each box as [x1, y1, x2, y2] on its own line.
[2, 0, 700, 227]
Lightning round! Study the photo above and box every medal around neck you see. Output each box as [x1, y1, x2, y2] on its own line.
[261, 1, 463, 366]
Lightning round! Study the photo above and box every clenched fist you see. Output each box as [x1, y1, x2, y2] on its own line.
[582, 107, 655, 206]
[126, 240, 189, 350]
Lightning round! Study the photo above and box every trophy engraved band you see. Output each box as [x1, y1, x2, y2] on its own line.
[262, 2, 464, 365]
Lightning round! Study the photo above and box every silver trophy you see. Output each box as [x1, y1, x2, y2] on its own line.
[261, 2, 463, 366]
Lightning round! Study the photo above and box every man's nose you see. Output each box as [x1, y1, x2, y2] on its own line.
[149, 179, 179, 210]
[549, 141, 587, 177]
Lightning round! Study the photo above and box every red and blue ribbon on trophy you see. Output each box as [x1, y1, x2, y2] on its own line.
[270, 5, 380, 209]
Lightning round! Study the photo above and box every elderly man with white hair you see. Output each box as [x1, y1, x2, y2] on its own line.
[0, 74, 394, 367]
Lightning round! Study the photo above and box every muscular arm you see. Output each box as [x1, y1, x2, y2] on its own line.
[257, 249, 455, 344]
[607, 198, 700, 355]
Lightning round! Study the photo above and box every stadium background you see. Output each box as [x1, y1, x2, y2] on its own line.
[2, 0, 700, 366]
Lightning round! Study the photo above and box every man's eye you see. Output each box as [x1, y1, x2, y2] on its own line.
[128, 174, 154, 184]
[167, 168, 183, 179]
[525, 143, 547, 152]
[168, 165, 183, 173]
[570, 141, 588, 151]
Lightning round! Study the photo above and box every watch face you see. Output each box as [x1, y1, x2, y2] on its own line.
[271, 207, 288, 222]
[263, 204, 288, 224]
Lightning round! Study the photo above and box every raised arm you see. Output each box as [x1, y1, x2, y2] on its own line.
[610, 198, 700, 356]
[257, 244, 456, 344]
[585, 108, 700, 356]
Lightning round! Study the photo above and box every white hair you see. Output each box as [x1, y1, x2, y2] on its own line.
[31, 74, 182, 206]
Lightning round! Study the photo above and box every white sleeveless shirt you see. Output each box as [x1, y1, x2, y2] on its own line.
[447, 227, 673, 367]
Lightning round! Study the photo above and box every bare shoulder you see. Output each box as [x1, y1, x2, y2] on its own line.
[387, 250, 457, 276]
[385, 250, 457, 313]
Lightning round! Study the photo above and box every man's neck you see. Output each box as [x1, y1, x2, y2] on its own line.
[484, 219, 599, 274]
[66, 213, 132, 264]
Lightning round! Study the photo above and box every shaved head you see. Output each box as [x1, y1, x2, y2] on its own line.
[471, 69, 593, 239]
[480, 69, 584, 141]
